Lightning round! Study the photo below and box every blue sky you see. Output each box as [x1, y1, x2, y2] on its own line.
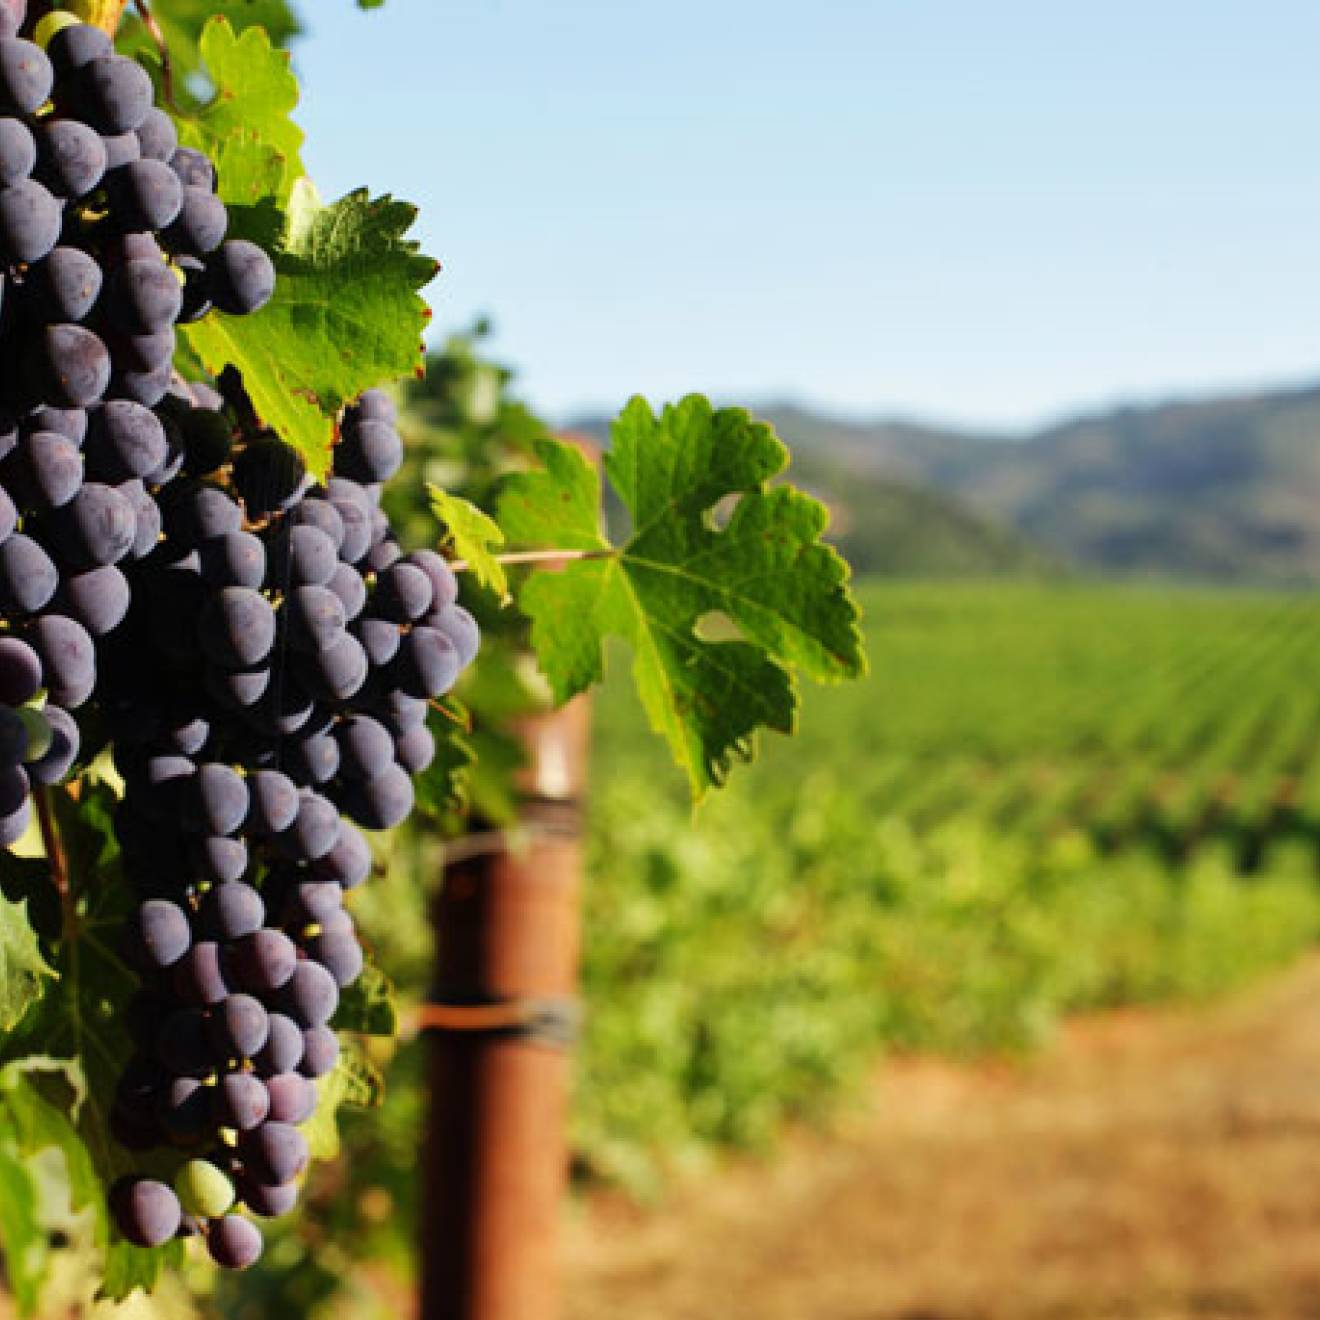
[294, 1, 1320, 430]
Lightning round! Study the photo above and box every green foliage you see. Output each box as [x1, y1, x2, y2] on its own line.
[498, 398, 867, 797]
[0, 889, 55, 1033]
[428, 487, 507, 597]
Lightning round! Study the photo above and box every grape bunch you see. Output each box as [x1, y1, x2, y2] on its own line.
[104, 380, 476, 1269]
[0, 11, 481, 1273]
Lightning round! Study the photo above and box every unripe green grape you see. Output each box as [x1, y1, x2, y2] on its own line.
[33, 11, 79, 48]
[175, 1157, 235, 1220]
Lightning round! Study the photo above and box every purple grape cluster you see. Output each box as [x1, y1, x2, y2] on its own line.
[0, 12, 481, 1272]
[0, 14, 274, 848]
[104, 380, 476, 1267]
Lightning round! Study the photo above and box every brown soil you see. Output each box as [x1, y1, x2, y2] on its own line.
[563, 956, 1320, 1320]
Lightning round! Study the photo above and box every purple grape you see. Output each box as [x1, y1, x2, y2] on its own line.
[0, 534, 56, 614]
[199, 587, 276, 668]
[198, 882, 264, 942]
[335, 715, 394, 782]
[37, 325, 112, 410]
[0, 179, 62, 265]
[27, 614, 95, 707]
[236, 1176, 298, 1218]
[155, 1075, 213, 1143]
[208, 240, 275, 317]
[0, 115, 33, 184]
[29, 247, 102, 322]
[392, 626, 460, 700]
[307, 929, 363, 989]
[49, 482, 136, 565]
[298, 1025, 339, 1079]
[225, 929, 296, 993]
[285, 583, 345, 653]
[134, 107, 176, 161]
[0, 636, 41, 704]
[199, 530, 265, 589]
[238, 1121, 308, 1185]
[277, 959, 339, 1027]
[276, 793, 339, 862]
[192, 834, 248, 885]
[126, 898, 190, 970]
[168, 145, 214, 191]
[264, 1072, 316, 1124]
[10, 430, 82, 508]
[207, 1214, 263, 1270]
[0, 39, 51, 116]
[112, 1178, 181, 1248]
[57, 564, 130, 636]
[254, 1012, 303, 1076]
[309, 820, 370, 890]
[171, 941, 228, 1006]
[214, 1071, 269, 1131]
[208, 993, 270, 1061]
[344, 763, 414, 832]
[244, 769, 298, 836]
[34, 118, 106, 198]
[373, 561, 433, 622]
[28, 704, 78, 784]
[76, 55, 152, 135]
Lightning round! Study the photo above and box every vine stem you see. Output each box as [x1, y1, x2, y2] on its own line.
[450, 547, 614, 574]
[34, 786, 68, 901]
[132, 0, 178, 112]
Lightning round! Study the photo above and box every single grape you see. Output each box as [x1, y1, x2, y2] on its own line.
[57, 563, 130, 635]
[0, 793, 29, 846]
[284, 583, 346, 653]
[86, 400, 168, 481]
[0, 38, 52, 116]
[285, 729, 339, 786]
[198, 881, 264, 942]
[254, 1013, 304, 1077]
[119, 479, 160, 559]
[353, 616, 401, 668]
[238, 1120, 308, 1185]
[335, 715, 394, 782]
[364, 536, 401, 573]
[329, 496, 371, 565]
[134, 107, 177, 162]
[181, 407, 233, 476]
[185, 763, 250, 836]
[76, 55, 152, 135]
[199, 587, 276, 669]
[205, 663, 270, 711]
[372, 561, 433, 623]
[208, 239, 276, 316]
[175, 1158, 234, 1219]
[208, 993, 270, 1062]
[395, 723, 436, 775]
[266, 523, 337, 588]
[214, 1071, 270, 1131]
[112, 1178, 181, 1248]
[0, 636, 41, 705]
[0, 531, 17, 620]
[191, 833, 249, 885]
[29, 247, 102, 323]
[208, 1214, 263, 1270]
[161, 480, 242, 546]
[279, 879, 343, 929]
[344, 763, 414, 832]
[297, 631, 368, 701]
[199, 530, 265, 589]
[337, 416, 403, 483]
[10, 429, 82, 508]
[164, 184, 227, 256]
[27, 614, 94, 707]
[264, 1072, 316, 1124]
[37, 325, 111, 409]
[108, 362, 171, 408]
[108, 328, 174, 373]
[26, 703, 76, 784]
[25, 405, 86, 445]
[392, 626, 460, 700]
[291, 497, 344, 549]
[49, 481, 136, 567]
[245, 769, 299, 836]
[309, 819, 370, 889]
[35, 117, 106, 198]
[276, 793, 340, 862]
[346, 388, 397, 427]
[103, 256, 184, 334]
[225, 928, 297, 994]
[298, 1025, 339, 1079]
[277, 959, 339, 1028]
[0, 178, 61, 264]
[307, 929, 363, 989]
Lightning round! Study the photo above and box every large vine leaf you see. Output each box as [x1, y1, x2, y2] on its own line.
[497, 396, 866, 797]
[182, 181, 438, 477]
[0, 889, 55, 1033]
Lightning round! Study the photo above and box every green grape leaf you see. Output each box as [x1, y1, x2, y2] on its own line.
[332, 962, 398, 1037]
[413, 707, 478, 823]
[0, 890, 55, 1033]
[304, 1039, 384, 1162]
[497, 396, 866, 797]
[429, 486, 507, 598]
[182, 181, 438, 478]
[175, 18, 305, 209]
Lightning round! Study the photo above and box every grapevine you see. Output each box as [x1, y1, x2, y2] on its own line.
[0, 0, 864, 1307]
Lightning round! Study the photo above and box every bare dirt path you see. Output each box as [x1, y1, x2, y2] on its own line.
[563, 957, 1320, 1320]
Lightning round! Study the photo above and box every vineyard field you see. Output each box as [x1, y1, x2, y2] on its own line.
[577, 582, 1320, 1187]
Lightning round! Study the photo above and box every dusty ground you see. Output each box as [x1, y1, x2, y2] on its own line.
[563, 956, 1320, 1320]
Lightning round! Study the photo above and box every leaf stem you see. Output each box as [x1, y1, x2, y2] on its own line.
[34, 786, 68, 901]
[451, 547, 614, 574]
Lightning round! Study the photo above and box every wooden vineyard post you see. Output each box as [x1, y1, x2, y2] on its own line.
[419, 440, 599, 1320]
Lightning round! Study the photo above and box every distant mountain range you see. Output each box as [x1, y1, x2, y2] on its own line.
[751, 381, 1320, 584]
